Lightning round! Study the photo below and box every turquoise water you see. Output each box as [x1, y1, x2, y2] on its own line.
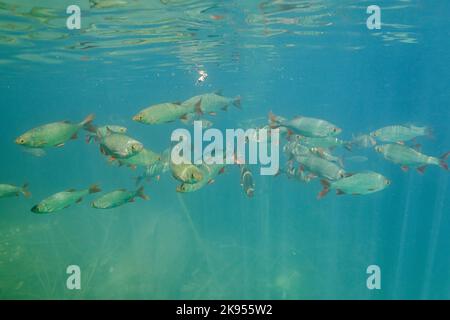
[1, 0, 450, 299]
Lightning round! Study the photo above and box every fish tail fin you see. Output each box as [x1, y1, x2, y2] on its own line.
[84, 123, 98, 134]
[81, 114, 96, 134]
[89, 184, 101, 194]
[439, 151, 450, 170]
[233, 96, 242, 109]
[317, 180, 330, 199]
[81, 114, 95, 127]
[268, 111, 279, 125]
[22, 183, 31, 198]
[137, 186, 150, 200]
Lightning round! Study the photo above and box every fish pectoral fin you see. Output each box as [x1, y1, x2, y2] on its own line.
[208, 179, 215, 185]
[401, 166, 409, 172]
[336, 189, 345, 195]
[209, 112, 217, 116]
[76, 198, 83, 204]
[56, 143, 65, 148]
[195, 99, 203, 115]
[71, 133, 78, 140]
[344, 173, 354, 178]
[129, 198, 135, 203]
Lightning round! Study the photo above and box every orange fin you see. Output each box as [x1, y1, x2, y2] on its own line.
[317, 180, 330, 199]
[195, 99, 203, 115]
[417, 166, 427, 174]
[137, 186, 150, 200]
[89, 184, 101, 194]
[439, 152, 450, 170]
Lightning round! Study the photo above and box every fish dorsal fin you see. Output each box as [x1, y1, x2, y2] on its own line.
[63, 120, 71, 124]
[118, 189, 127, 192]
[66, 189, 76, 192]
[173, 101, 182, 105]
[214, 90, 223, 96]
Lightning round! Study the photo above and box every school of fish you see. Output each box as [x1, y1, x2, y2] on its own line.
[2, 91, 449, 214]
